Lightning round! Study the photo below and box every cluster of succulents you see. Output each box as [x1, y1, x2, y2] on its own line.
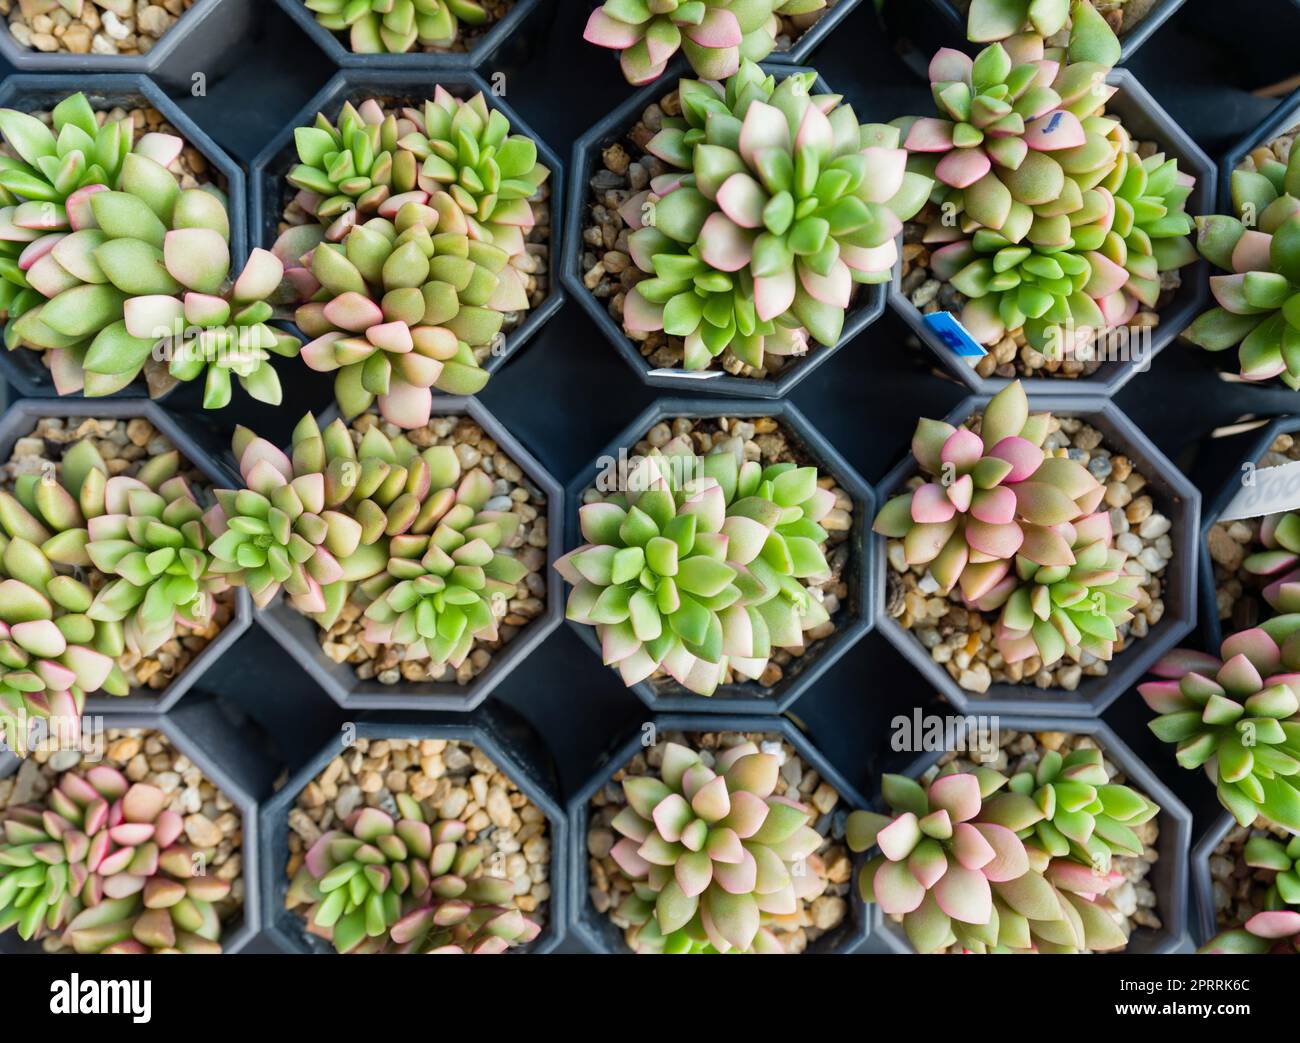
[901, 6, 1198, 351]
[556, 430, 836, 696]
[0, 765, 231, 952]
[1200, 833, 1300, 954]
[276, 91, 549, 426]
[287, 791, 538, 953]
[1241, 510, 1300, 613]
[605, 739, 827, 953]
[849, 758, 1154, 953]
[615, 61, 930, 373]
[208, 412, 529, 674]
[1182, 141, 1300, 387]
[1139, 624, 1300, 834]
[584, 0, 828, 85]
[875, 381, 1138, 668]
[305, 0, 490, 54]
[0, 92, 299, 405]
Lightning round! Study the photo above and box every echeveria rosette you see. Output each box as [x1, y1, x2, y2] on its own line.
[83, 449, 230, 659]
[1182, 143, 1300, 387]
[994, 746, 1158, 874]
[1242, 511, 1300, 613]
[1139, 624, 1300, 833]
[874, 381, 1105, 604]
[556, 436, 835, 696]
[288, 792, 539, 954]
[1, 765, 231, 953]
[620, 62, 932, 372]
[584, 0, 825, 86]
[964, 0, 1123, 66]
[607, 740, 826, 954]
[358, 446, 527, 669]
[305, 0, 489, 55]
[983, 508, 1140, 668]
[283, 203, 502, 429]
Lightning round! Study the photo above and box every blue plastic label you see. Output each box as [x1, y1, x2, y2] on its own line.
[923, 311, 987, 358]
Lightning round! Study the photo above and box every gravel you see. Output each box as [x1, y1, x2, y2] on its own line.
[586, 729, 853, 953]
[315, 412, 548, 688]
[4, 0, 195, 55]
[0, 727, 245, 952]
[921, 728, 1162, 951]
[1, 414, 238, 696]
[579, 414, 855, 695]
[283, 736, 551, 936]
[886, 413, 1172, 694]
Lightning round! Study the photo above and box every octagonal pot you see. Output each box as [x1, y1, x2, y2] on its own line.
[562, 60, 888, 399]
[874, 391, 1200, 717]
[258, 703, 566, 954]
[0, 398, 253, 715]
[0, 699, 271, 954]
[249, 67, 564, 388]
[563, 398, 875, 714]
[869, 714, 1192, 954]
[890, 67, 1215, 398]
[253, 397, 563, 712]
[565, 712, 870, 953]
[0, 74, 248, 402]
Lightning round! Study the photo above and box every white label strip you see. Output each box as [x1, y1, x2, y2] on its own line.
[1219, 459, 1300, 521]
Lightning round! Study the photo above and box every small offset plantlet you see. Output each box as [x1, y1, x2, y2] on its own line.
[287, 792, 539, 953]
[1200, 834, 1300, 953]
[304, 0, 490, 54]
[873, 381, 1104, 603]
[1182, 142, 1300, 388]
[556, 434, 835, 696]
[1139, 624, 1300, 833]
[1241, 511, 1300, 613]
[0, 765, 231, 952]
[618, 62, 931, 372]
[584, 0, 827, 85]
[607, 740, 826, 953]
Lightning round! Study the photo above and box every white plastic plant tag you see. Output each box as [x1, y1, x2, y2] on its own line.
[650, 369, 723, 379]
[1219, 460, 1300, 521]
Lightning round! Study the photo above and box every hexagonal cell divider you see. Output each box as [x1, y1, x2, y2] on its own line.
[1218, 83, 1300, 213]
[891, 68, 1215, 398]
[1189, 809, 1235, 949]
[273, 0, 541, 69]
[925, 0, 1188, 63]
[254, 398, 563, 711]
[0, 0, 253, 85]
[0, 74, 248, 401]
[0, 700, 268, 954]
[562, 60, 888, 399]
[563, 398, 874, 714]
[566, 713, 869, 954]
[258, 705, 566, 954]
[249, 68, 564, 384]
[869, 714, 1192, 954]
[874, 392, 1199, 717]
[0, 398, 253, 715]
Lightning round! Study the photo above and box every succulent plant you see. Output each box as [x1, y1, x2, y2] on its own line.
[607, 739, 826, 953]
[305, 0, 489, 54]
[1242, 832, 1300, 908]
[851, 764, 1136, 953]
[288, 791, 538, 953]
[874, 381, 1105, 603]
[964, 0, 1122, 65]
[1240, 511, 1300, 613]
[358, 445, 527, 669]
[584, 0, 827, 85]
[1139, 624, 1300, 833]
[0, 764, 231, 952]
[282, 203, 503, 428]
[618, 62, 931, 372]
[1182, 141, 1300, 387]
[6, 145, 299, 405]
[556, 435, 835, 696]
[1200, 908, 1300, 954]
[984, 510, 1140, 667]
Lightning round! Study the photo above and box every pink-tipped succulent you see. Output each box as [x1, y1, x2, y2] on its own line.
[1139, 624, 1300, 833]
[1242, 511, 1300, 612]
[619, 62, 932, 372]
[584, 0, 825, 85]
[0, 765, 231, 953]
[607, 739, 828, 953]
[305, 0, 491, 55]
[874, 380, 1104, 603]
[964, 0, 1122, 66]
[287, 791, 539, 953]
[1200, 908, 1300, 954]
